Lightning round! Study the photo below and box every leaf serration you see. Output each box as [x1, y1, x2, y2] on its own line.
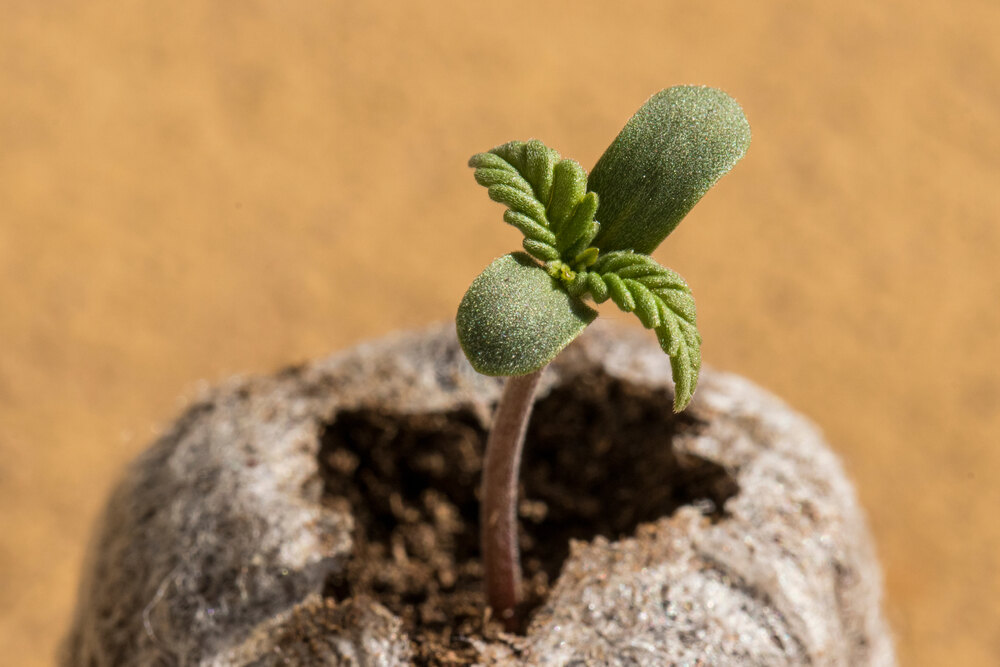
[469, 140, 599, 266]
[569, 251, 702, 410]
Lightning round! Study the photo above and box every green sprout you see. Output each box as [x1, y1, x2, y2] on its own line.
[456, 86, 750, 628]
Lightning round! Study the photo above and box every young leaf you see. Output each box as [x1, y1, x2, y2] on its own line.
[456, 253, 597, 376]
[575, 251, 702, 410]
[469, 141, 599, 264]
[589, 86, 751, 255]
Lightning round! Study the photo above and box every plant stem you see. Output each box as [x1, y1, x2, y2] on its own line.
[481, 367, 544, 631]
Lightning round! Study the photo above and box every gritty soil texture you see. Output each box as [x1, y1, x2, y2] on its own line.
[318, 372, 738, 666]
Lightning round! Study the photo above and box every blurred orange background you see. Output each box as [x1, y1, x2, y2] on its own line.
[2, 2, 998, 664]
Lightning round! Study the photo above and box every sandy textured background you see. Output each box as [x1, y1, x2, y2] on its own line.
[1, 2, 997, 665]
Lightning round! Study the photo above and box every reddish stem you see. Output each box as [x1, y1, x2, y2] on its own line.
[481, 368, 544, 631]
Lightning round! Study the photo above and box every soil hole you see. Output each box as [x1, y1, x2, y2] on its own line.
[318, 373, 737, 665]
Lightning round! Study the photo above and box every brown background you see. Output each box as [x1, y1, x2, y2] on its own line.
[1, 1, 998, 664]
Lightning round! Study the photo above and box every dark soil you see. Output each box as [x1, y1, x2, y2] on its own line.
[318, 372, 737, 665]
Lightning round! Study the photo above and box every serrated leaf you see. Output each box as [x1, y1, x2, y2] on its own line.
[589, 86, 751, 254]
[573, 251, 702, 410]
[456, 253, 596, 376]
[469, 141, 599, 263]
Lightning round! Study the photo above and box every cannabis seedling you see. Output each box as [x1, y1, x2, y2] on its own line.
[456, 86, 750, 628]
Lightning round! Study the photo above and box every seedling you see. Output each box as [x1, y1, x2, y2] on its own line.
[456, 86, 750, 628]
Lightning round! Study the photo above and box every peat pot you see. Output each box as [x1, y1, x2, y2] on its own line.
[63, 324, 894, 666]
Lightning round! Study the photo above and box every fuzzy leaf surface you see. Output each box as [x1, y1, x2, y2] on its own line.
[456, 253, 597, 376]
[589, 86, 750, 254]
